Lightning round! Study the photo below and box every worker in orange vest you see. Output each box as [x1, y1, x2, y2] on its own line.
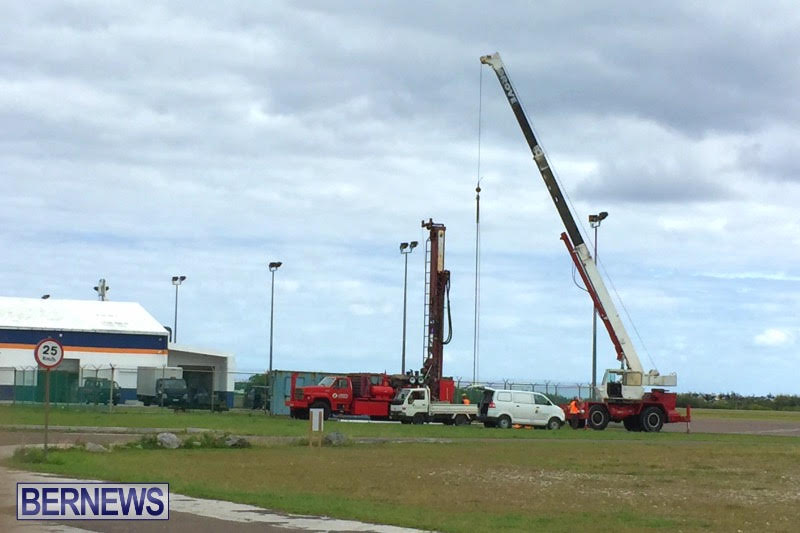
[461, 394, 470, 405]
[568, 397, 581, 415]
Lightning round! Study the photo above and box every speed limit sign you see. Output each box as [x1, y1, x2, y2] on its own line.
[34, 338, 65, 369]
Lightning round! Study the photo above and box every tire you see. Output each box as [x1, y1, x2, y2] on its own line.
[588, 405, 610, 430]
[496, 415, 512, 429]
[623, 416, 642, 432]
[546, 417, 561, 430]
[310, 401, 330, 421]
[640, 406, 665, 432]
[412, 413, 425, 425]
[454, 414, 468, 426]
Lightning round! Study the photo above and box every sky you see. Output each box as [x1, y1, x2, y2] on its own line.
[2, 1, 799, 394]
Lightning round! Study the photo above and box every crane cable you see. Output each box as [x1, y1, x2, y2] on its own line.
[473, 65, 483, 384]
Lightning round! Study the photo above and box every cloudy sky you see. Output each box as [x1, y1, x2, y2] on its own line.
[2, 1, 799, 394]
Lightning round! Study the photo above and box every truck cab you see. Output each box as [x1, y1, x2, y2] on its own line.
[154, 378, 188, 408]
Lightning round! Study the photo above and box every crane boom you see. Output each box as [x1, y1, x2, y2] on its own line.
[480, 52, 676, 397]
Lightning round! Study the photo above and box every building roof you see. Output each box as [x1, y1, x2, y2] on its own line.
[0, 297, 168, 336]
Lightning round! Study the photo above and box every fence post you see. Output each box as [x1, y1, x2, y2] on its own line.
[211, 368, 215, 412]
[12, 368, 16, 405]
[109, 365, 115, 412]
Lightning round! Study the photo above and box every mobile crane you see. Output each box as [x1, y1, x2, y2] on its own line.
[480, 52, 689, 432]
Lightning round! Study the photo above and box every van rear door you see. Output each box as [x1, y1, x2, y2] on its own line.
[478, 389, 494, 416]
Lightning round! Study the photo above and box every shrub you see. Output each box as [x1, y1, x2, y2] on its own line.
[12, 447, 64, 465]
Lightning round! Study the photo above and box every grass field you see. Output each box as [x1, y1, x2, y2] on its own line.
[3, 404, 796, 441]
[7, 432, 800, 532]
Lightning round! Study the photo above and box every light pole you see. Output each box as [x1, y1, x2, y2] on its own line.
[588, 211, 608, 399]
[171, 275, 186, 343]
[266, 261, 282, 414]
[399, 241, 418, 374]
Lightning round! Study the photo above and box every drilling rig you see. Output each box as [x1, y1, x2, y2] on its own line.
[417, 218, 455, 402]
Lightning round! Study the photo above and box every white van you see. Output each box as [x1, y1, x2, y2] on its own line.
[478, 388, 565, 429]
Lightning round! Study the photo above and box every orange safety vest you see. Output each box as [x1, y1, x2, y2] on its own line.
[462, 398, 470, 405]
[568, 401, 580, 415]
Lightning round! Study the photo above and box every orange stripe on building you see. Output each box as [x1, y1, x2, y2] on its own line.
[0, 343, 166, 355]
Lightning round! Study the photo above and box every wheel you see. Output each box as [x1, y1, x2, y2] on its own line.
[412, 413, 425, 425]
[546, 417, 561, 430]
[310, 401, 330, 420]
[496, 415, 512, 429]
[483, 421, 496, 428]
[454, 414, 468, 426]
[640, 406, 664, 432]
[623, 416, 642, 432]
[587, 405, 610, 430]
[568, 418, 585, 429]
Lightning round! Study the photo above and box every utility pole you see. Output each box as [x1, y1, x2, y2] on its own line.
[266, 261, 282, 414]
[588, 212, 608, 399]
[171, 275, 186, 342]
[399, 242, 418, 374]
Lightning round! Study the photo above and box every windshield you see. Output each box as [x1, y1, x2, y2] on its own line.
[393, 389, 410, 402]
[161, 379, 186, 390]
[318, 377, 336, 387]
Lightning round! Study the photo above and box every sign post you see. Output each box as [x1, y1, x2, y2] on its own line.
[308, 408, 324, 448]
[34, 338, 65, 458]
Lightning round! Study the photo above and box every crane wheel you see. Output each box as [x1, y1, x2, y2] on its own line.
[640, 406, 665, 432]
[587, 405, 610, 430]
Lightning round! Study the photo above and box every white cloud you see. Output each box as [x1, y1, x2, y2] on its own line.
[754, 328, 793, 347]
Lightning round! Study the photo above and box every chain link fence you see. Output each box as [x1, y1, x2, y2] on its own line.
[0, 366, 591, 412]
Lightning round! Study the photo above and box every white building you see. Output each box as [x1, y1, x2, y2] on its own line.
[0, 297, 234, 406]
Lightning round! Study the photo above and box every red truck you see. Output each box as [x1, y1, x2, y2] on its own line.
[287, 373, 396, 420]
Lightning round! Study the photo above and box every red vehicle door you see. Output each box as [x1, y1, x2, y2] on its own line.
[331, 377, 351, 413]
